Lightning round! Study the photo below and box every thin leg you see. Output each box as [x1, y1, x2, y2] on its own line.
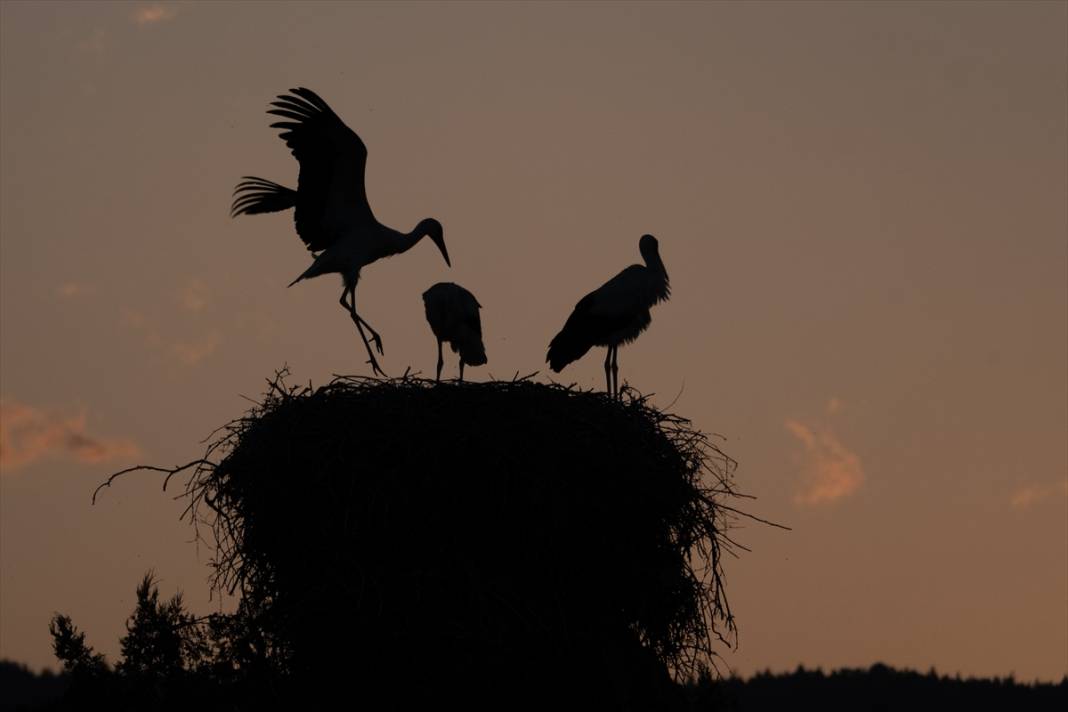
[606, 347, 615, 399]
[357, 314, 384, 355]
[340, 288, 386, 377]
[611, 346, 620, 399]
[436, 339, 444, 382]
[339, 288, 384, 355]
[354, 318, 386, 377]
[459, 358, 465, 382]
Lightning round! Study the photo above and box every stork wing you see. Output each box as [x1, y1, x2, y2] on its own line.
[458, 288, 483, 339]
[267, 87, 373, 252]
[584, 265, 658, 317]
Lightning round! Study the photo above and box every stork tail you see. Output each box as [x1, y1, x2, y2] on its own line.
[547, 318, 593, 373]
[287, 259, 324, 288]
[231, 176, 297, 217]
[455, 329, 488, 367]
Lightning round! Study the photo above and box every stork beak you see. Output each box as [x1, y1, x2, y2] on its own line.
[433, 234, 451, 267]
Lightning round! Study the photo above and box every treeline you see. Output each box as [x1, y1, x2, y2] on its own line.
[5, 646, 1065, 711]
[2, 570, 1065, 710]
[688, 663, 1066, 711]
[0, 661, 67, 711]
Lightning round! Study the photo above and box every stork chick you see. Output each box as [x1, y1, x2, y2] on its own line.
[422, 282, 487, 382]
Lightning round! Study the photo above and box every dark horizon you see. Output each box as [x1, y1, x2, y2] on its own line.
[4, 657, 1065, 712]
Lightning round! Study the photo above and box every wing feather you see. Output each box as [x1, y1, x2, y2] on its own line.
[268, 87, 373, 252]
[230, 176, 297, 217]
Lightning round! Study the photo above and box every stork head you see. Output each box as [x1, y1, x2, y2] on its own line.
[638, 233, 659, 260]
[419, 218, 450, 267]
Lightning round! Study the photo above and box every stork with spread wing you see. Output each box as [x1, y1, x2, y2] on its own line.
[231, 87, 450, 376]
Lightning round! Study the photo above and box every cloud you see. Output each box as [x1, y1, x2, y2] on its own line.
[57, 282, 93, 299]
[132, 5, 177, 26]
[237, 311, 278, 343]
[121, 308, 163, 348]
[179, 278, 210, 312]
[172, 332, 221, 366]
[121, 308, 220, 366]
[1010, 480, 1068, 510]
[786, 418, 864, 506]
[825, 397, 843, 416]
[77, 28, 107, 53]
[0, 400, 140, 472]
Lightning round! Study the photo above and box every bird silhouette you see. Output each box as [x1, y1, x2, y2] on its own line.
[230, 87, 450, 376]
[546, 234, 669, 398]
[422, 282, 487, 382]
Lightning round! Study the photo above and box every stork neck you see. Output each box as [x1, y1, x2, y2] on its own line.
[643, 249, 667, 278]
[381, 224, 425, 257]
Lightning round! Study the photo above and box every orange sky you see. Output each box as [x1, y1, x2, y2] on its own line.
[1, 1, 1065, 680]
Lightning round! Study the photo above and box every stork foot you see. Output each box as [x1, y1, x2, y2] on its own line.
[366, 355, 387, 378]
[358, 318, 385, 355]
[370, 333, 384, 355]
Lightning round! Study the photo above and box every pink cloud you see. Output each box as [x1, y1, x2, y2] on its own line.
[122, 293, 219, 366]
[786, 418, 864, 506]
[132, 5, 177, 26]
[57, 282, 93, 299]
[179, 278, 211, 312]
[77, 28, 107, 53]
[1010, 480, 1068, 510]
[121, 308, 163, 348]
[171, 331, 221, 366]
[825, 397, 843, 415]
[0, 400, 140, 472]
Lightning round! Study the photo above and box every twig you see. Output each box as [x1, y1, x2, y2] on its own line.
[92, 460, 214, 505]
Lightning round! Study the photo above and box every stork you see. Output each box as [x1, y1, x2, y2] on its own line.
[422, 282, 487, 382]
[230, 87, 450, 376]
[546, 234, 669, 398]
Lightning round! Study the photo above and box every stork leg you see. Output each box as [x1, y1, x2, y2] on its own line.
[604, 348, 613, 397]
[356, 314, 384, 355]
[340, 288, 386, 377]
[459, 358, 465, 382]
[436, 339, 444, 382]
[614, 346, 621, 398]
[354, 319, 386, 377]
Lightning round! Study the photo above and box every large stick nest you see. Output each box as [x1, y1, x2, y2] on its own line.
[116, 371, 755, 702]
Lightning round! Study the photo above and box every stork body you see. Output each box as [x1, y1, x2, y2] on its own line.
[231, 87, 450, 376]
[546, 234, 669, 397]
[422, 282, 487, 382]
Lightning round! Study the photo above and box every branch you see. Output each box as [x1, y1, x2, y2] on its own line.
[92, 460, 215, 505]
[716, 503, 792, 530]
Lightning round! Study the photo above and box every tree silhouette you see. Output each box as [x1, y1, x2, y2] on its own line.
[49, 615, 106, 680]
[47, 574, 285, 709]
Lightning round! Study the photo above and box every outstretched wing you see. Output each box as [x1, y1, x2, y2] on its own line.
[267, 87, 373, 251]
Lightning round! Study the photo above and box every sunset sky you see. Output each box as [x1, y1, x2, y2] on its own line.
[1, 1, 1065, 681]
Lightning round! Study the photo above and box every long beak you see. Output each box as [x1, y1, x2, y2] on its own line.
[434, 235, 451, 267]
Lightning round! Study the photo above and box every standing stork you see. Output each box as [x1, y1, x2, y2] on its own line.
[546, 234, 669, 398]
[230, 87, 451, 376]
[422, 282, 487, 382]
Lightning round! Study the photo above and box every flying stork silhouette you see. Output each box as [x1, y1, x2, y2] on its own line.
[546, 234, 669, 398]
[230, 87, 451, 376]
[422, 282, 487, 382]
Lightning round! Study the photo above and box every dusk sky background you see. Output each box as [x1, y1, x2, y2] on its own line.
[1, 1, 1065, 681]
